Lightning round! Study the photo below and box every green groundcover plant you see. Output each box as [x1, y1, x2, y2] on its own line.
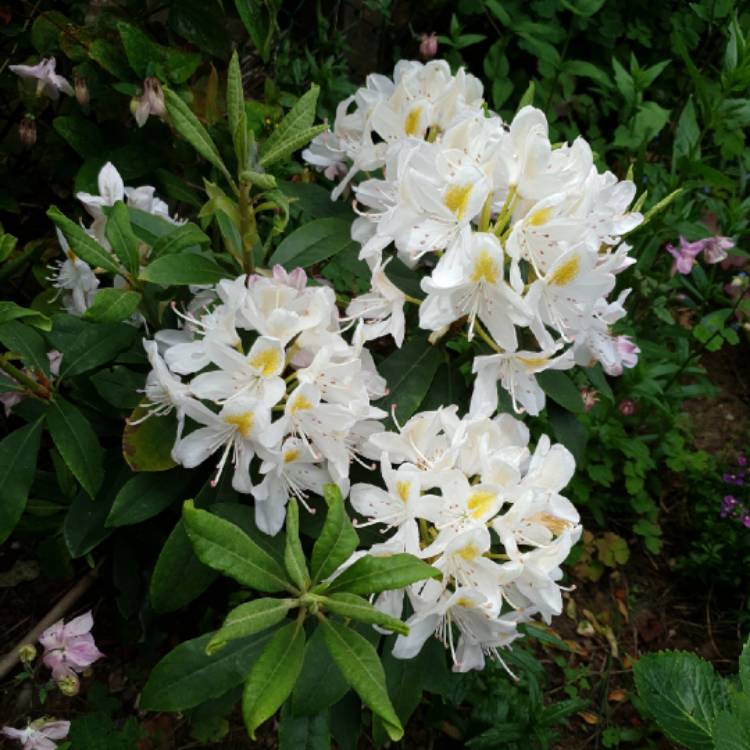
[1, 2, 749, 749]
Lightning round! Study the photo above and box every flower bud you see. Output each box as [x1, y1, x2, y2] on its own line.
[18, 644, 37, 664]
[74, 76, 89, 107]
[618, 399, 636, 416]
[419, 33, 438, 60]
[18, 116, 36, 148]
[57, 673, 80, 696]
[580, 387, 599, 412]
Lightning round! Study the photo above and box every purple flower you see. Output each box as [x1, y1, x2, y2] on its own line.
[9, 58, 73, 101]
[738, 454, 747, 467]
[38, 610, 103, 682]
[666, 237, 704, 275]
[1, 720, 70, 750]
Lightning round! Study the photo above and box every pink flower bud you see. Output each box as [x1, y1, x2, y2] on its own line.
[18, 116, 36, 147]
[74, 76, 89, 107]
[618, 399, 636, 416]
[419, 33, 438, 60]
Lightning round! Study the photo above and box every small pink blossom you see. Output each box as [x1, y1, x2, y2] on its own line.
[9, 58, 73, 101]
[271, 265, 307, 291]
[134, 77, 166, 128]
[38, 611, 103, 682]
[419, 33, 438, 60]
[2, 720, 70, 750]
[700, 235, 734, 264]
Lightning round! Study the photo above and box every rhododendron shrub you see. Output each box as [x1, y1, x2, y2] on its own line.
[1, 52, 658, 744]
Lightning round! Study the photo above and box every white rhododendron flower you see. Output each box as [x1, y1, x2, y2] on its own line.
[49, 162, 183, 319]
[344, 407, 581, 672]
[141, 266, 386, 534]
[306, 59, 642, 415]
[9, 57, 73, 100]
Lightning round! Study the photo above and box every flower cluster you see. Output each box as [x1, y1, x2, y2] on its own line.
[347, 406, 581, 672]
[305, 60, 643, 416]
[50, 162, 181, 317]
[141, 266, 387, 534]
[720, 453, 750, 528]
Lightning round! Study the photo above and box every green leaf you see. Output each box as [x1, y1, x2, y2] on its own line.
[150, 519, 218, 612]
[740, 636, 750, 694]
[163, 88, 233, 185]
[284, 498, 310, 590]
[141, 629, 278, 711]
[90, 366, 144, 410]
[713, 694, 750, 750]
[106, 470, 191, 527]
[260, 85, 322, 168]
[117, 21, 155, 78]
[105, 201, 140, 276]
[122, 401, 178, 472]
[151, 222, 210, 257]
[53, 116, 105, 159]
[82, 289, 142, 323]
[634, 651, 728, 750]
[322, 593, 408, 635]
[517, 80, 536, 108]
[207, 598, 296, 655]
[183, 501, 291, 593]
[326, 553, 440, 596]
[320, 619, 403, 741]
[310, 484, 359, 584]
[63, 481, 119, 558]
[47, 316, 137, 379]
[279, 705, 330, 750]
[537, 370, 584, 413]
[46, 397, 104, 499]
[0, 321, 50, 376]
[673, 97, 700, 163]
[128, 206, 179, 245]
[227, 50, 248, 166]
[375, 335, 442, 424]
[243, 620, 306, 739]
[269, 218, 357, 269]
[291, 626, 350, 716]
[47, 206, 121, 275]
[140, 252, 228, 285]
[0, 301, 51, 331]
[234, 0, 278, 62]
[0, 420, 43, 544]
[0, 232, 17, 262]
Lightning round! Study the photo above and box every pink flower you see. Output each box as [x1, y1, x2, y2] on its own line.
[134, 77, 166, 128]
[419, 33, 438, 60]
[580, 387, 599, 412]
[665, 237, 703, 275]
[38, 611, 103, 682]
[700, 235, 734, 264]
[2, 720, 70, 750]
[9, 58, 73, 101]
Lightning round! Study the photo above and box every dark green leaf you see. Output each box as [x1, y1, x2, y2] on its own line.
[48, 207, 121, 275]
[0, 420, 43, 544]
[285, 498, 310, 590]
[279, 705, 330, 750]
[322, 593, 408, 635]
[140, 252, 228, 285]
[151, 223, 210, 257]
[0, 321, 50, 376]
[537, 370, 584, 413]
[106, 469, 191, 527]
[46, 397, 104, 499]
[141, 629, 278, 711]
[269, 218, 357, 269]
[122, 401, 178, 472]
[105, 201, 140, 276]
[207, 598, 296, 655]
[82, 289, 142, 323]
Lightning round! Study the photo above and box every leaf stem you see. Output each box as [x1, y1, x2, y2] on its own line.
[0, 356, 50, 400]
[472, 319, 503, 353]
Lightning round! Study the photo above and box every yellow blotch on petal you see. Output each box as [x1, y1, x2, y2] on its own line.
[529, 512, 572, 535]
[224, 411, 255, 438]
[395, 480, 411, 503]
[457, 543, 481, 561]
[467, 490, 496, 519]
[283, 448, 300, 464]
[249, 347, 282, 377]
[548, 255, 581, 287]
[469, 250, 499, 285]
[443, 184, 472, 220]
[455, 597, 476, 608]
[516, 355, 549, 368]
[527, 206, 553, 226]
[290, 394, 313, 414]
[404, 106, 423, 137]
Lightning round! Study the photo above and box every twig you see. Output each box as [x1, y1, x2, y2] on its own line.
[0, 564, 101, 681]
